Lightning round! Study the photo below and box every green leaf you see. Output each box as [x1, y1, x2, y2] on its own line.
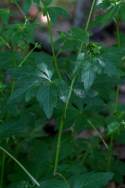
[71, 172, 113, 188]
[70, 28, 89, 43]
[91, 6, 118, 28]
[37, 84, 57, 118]
[10, 62, 54, 102]
[47, 7, 69, 24]
[10, 79, 38, 101]
[104, 62, 118, 76]
[81, 68, 95, 90]
[73, 53, 85, 75]
[107, 121, 120, 135]
[0, 114, 35, 140]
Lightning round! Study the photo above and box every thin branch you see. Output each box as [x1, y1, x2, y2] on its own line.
[0, 146, 40, 187]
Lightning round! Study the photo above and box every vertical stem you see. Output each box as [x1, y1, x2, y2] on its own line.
[64, 76, 76, 118]
[79, 0, 97, 53]
[53, 76, 76, 175]
[46, 13, 62, 79]
[85, 0, 97, 32]
[53, 0, 97, 176]
[0, 153, 6, 188]
[53, 116, 64, 176]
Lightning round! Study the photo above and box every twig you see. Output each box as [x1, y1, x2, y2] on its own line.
[0, 146, 40, 187]
[87, 120, 109, 150]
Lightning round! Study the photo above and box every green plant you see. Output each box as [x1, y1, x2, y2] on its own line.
[1, 0, 125, 187]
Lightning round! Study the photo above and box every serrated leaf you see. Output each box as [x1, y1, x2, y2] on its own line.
[37, 84, 57, 118]
[47, 7, 69, 24]
[71, 172, 113, 188]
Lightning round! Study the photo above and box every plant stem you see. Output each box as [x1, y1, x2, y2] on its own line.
[14, 1, 28, 23]
[0, 36, 11, 49]
[53, 76, 76, 175]
[46, 13, 62, 79]
[18, 44, 37, 67]
[64, 76, 76, 118]
[85, 0, 97, 32]
[53, 0, 97, 176]
[54, 116, 64, 175]
[88, 120, 109, 150]
[0, 153, 6, 188]
[55, 172, 70, 188]
[0, 146, 40, 187]
[79, 0, 97, 53]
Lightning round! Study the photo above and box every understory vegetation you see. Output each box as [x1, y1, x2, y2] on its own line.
[1, 0, 125, 187]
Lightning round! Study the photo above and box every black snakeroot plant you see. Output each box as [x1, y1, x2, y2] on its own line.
[1, 0, 125, 187]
